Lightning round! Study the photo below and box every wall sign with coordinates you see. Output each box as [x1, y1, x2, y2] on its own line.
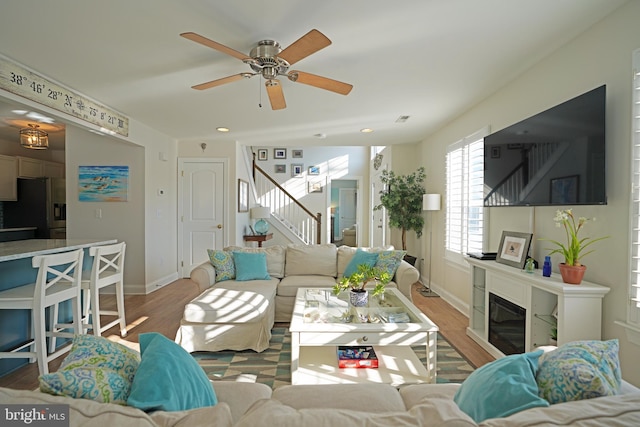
[0, 54, 129, 137]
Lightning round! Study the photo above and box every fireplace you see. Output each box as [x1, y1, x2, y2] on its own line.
[488, 293, 526, 355]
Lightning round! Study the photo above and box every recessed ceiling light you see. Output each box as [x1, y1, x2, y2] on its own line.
[360, 128, 374, 133]
[216, 127, 230, 132]
[314, 133, 327, 139]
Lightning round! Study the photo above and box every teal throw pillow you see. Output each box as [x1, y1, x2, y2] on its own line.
[454, 350, 549, 422]
[375, 250, 406, 277]
[233, 251, 271, 281]
[127, 332, 217, 412]
[207, 249, 235, 282]
[536, 339, 621, 404]
[39, 334, 141, 404]
[343, 249, 379, 277]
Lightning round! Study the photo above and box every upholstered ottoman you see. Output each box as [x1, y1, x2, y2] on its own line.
[175, 280, 278, 353]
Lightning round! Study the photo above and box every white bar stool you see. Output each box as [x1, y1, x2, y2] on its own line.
[0, 249, 84, 376]
[82, 242, 127, 337]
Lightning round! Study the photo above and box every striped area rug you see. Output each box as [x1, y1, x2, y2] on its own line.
[194, 327, 474, 389]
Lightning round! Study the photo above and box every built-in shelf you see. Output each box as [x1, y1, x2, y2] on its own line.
[465, 257, 610, 359]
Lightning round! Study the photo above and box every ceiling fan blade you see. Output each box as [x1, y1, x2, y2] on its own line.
[265, 80, 286, 110]
[288, 71, 353, 95]
[278, 29, 331, 65]
[180, 32, 251, 61]
[192, 73, 250, 90]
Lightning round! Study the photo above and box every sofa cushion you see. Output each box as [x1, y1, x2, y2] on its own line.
[207, 249, 235, 282]
[225, 245, 285, 279]
[285, 244, 337, 276]
[233, 251, 270, 281]
[536, 339, 621, 405]
[39, 334, 141, 404]
[376, 250, 407, 277]
[454, 350, 549, 423]
[183, 281, 277, 323]
[272, 383, 405, 412]
[343, 249, 379, 277]
[277, 275, 338, 297]
[127, 332, 217, 412]
[480, 393, 640, 427]
[235, 398, 477, 427]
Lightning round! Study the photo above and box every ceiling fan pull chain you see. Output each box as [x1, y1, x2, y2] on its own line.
[258, 77, 262, 108]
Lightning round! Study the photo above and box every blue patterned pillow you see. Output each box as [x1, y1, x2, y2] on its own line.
[39, 335, 141, 404]
[536, 339, 621, 404]
[207, 249, 235, 282]
[375, 250, 406, 277]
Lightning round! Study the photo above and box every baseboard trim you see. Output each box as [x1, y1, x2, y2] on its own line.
[419, 275, 470, 318]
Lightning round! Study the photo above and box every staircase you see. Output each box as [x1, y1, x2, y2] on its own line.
[252, 155, 322, 245]
[484, 142, 570, 206]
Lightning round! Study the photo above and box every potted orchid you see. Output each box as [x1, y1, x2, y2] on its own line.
[332, 264, 391, 306]
[543, 209, 608, 284]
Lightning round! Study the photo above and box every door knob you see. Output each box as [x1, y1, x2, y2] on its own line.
[217, 224, 223, 229]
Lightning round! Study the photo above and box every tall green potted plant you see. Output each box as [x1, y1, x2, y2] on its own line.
[374, 167, 426, 264]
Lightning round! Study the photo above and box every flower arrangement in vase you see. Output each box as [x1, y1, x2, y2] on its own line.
[543, 209, 608, 284]
[332, 264, 391, 306]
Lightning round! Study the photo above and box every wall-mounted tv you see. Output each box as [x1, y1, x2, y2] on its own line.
[484, 85, 606, 207]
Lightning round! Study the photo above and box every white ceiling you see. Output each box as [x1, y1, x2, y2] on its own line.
[0, 0, 628, 150]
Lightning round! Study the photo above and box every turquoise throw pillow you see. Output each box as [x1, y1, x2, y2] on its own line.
[343, 249, 379, 277]
[207, 249, 235, 282]
[39, 334, 141, 404]
[127, 332, 217, 412]
[375, 250, 406, 277]
[536, 339, 621, 404]
[233, 251, 271, 281]
[454, 350, 549, 422]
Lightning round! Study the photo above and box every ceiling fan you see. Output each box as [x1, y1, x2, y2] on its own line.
[180, 29, 353, 110]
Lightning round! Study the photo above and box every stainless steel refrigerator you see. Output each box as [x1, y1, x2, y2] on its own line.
[4, 177, 66, 238]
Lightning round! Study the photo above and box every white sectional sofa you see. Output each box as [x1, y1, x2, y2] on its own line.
[3, 381, 639, 426]
[177, 244, 419, 353]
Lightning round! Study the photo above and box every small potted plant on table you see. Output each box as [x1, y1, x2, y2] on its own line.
[332, 264, 391, 307]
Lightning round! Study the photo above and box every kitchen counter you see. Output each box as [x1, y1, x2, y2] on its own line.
[0, 227, 37, 233]
[0, 238, 116, 262]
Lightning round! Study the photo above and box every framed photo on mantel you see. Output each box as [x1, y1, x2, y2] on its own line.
[496, 231, 532, 269]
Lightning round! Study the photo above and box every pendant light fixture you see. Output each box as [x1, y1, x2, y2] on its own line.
[20, 123, 49, 149]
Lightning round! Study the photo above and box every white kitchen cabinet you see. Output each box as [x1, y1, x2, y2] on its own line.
[0, 154, 17, 201]
[16, 156, 43, 178]
[43, 161, 64, 178]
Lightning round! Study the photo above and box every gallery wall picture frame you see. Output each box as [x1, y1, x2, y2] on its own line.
[238, 179, 249, 212]
[257, 149, 268, 161]
[274, 148, 287, 159]
[291, 163, 304, 177]
[308, 181, 323, 193]
[308, 165, 320, 175]
[275, 164, 286, 174]
[292, 149, 303, 158]
[550, 175, 579, 204]
[496, 230, 533, 269]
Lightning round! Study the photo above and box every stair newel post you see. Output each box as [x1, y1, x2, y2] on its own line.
[316, 212, 322, 244]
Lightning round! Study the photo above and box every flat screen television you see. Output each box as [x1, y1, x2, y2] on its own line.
[483, 85, 606, 207]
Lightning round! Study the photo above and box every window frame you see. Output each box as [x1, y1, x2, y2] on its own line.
[445, 127, 489, 266]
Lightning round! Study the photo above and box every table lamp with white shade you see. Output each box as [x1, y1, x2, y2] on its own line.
[250, 206, 271, 235]
[420, 194, 441, 297]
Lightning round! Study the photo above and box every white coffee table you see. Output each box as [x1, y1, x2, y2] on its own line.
[289, 288, 439, 386]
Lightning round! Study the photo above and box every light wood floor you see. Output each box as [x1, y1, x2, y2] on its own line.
[0, 279, 493, 391]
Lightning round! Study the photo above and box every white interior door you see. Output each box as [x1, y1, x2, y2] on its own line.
[338, 188, 357, 237]
[179, 160, 225, 277]
[371, 174, 386, 247]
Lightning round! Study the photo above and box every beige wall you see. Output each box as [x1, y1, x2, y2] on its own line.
[419, 1, 640, 385]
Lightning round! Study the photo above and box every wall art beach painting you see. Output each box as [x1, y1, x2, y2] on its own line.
[79, 165, 129, 202]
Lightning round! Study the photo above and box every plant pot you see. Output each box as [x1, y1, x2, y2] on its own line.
[349, 289, 368, 307]
[558, 263, 586, 285]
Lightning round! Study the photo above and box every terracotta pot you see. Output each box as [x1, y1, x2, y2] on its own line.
[558, 263, 586, 285]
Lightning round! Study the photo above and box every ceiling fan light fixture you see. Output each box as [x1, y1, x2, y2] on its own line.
[20, 123, 49, 150]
